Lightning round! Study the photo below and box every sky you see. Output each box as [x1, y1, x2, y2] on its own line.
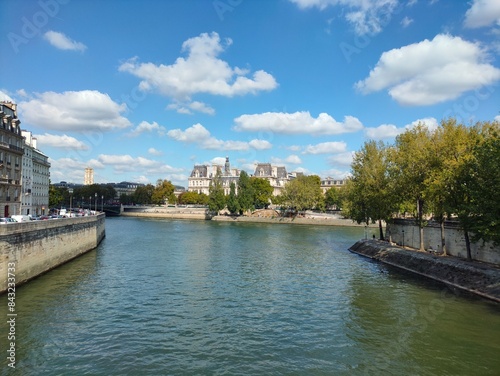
[1, 0, 499, 188]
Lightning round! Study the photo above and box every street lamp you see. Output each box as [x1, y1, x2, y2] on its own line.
[95, 192, 98, 214]
[101, 195, 104, 212]
[68, 188, 73, 217]
[89, 196, 91, 214]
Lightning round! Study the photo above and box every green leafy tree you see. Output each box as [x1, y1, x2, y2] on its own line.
[467, 122, 500, 245]
[208, 171, 225, 214]
[281, 175, 323, 213]
[237, 170, 254, 214]
[178, 191, 208, 205]
[49, 184, 65, 208]
[390, 124, 434, 250]
[132, 184, 155, 205]
[324, 187, 341, 210]
[226, 182, 240, 215]
[250, 177, 273, 209]
[152, 179, 175, 205]
[344, 141, 394, 239]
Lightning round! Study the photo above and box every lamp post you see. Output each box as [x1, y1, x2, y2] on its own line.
[402, 229, 405, 248]
[101, 195, 104, 212]
[68, 188, 73, 217]
[81, 196, 84, 209]
[89, 196, 91, 214]
[95, 192, 98, 214]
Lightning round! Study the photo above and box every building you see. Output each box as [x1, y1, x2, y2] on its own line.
[253, 163, 288, 196]
[112, 181, 144, 199]
[84, 167, 94, 185]
[320, 177, 346, 194]
[188, 157, 240, 195]
[21, 131, 50, 216]
[0, 102, 24, 217]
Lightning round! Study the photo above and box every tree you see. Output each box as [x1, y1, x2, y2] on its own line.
[226, 182, 240, 215]
[208, 171, 225, 214]
[237, 171, 254, 214]
[324, 187, 341, 210]
[49, 184, 65, 208]
[152, 179, 175, 205]
[390, 124, 434, 250]
[250, 177, 273, 209]
[467, 122, 500, 245]
[341, 141, 395, 239]
[132, 184, 155, 205]
[281, 175, 323, 213]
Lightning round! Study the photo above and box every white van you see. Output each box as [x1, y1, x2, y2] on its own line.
[11, 215, 31, 222]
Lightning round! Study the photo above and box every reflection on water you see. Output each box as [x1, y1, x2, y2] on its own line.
[1, 217, 499, 375]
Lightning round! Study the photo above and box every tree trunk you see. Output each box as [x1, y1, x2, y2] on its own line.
[418, 198, 425, 251]
[378, 219, 384, 240]
[464, 230, 472, 261]
[440, 219, 447, 256]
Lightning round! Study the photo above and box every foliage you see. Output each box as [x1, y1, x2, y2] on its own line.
[250, 177, 273, 209]
[237, 171, 254, 214]
[461, 122, 500, 245]
[151, 179, 176, 205]
[281, 175, 323, 213]
[208, 171, 226, 214]
[324, 187, 342, 210]
[177, 191, 208, 205]
[48, 184, 65, 208]
[226, 182, 240, 215]
[132, 184, 155, 205]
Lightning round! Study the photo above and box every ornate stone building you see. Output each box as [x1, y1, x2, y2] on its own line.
[188, 157, 240, 195]
[253, 163, 288, 196]
[0, 102, 24, 217]
[21, 131, 50, 216]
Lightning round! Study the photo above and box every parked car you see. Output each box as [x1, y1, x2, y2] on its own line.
[11, 215, 31, 222]
[0, 217, 14, 224]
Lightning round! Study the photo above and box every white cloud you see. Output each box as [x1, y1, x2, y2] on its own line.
[34, 133, 89, 150]
[365, 124, 404, 139]
[20, 90, 131, 132]
[321, 168, 351, 179]
[302, 141, 347, 154]
[495, 115, 500, 122]
[119, 32, 277, 103]
[167, 100, 215, 115]
[271, 154, 303, 165]
[365, 117, 439, 140]
[148, 148, 163, 156]
[405, 117, 439, 132]
[48, 157, 104, 183]
[287, 145, 302, 152]
[289, 0, 398, 35]
[401, 16, 413, 28]
[0, 90, 14, 102]
[233, 111, 363, 135]
[126, 121, 166, 137]
[327, 151, 355, 167]
[355, 34, 500, 106]
[167, 123, 273, 151]
[43, 31, 87, 52]
[97, 154, 182, 175]
[464, 0, 500, 28]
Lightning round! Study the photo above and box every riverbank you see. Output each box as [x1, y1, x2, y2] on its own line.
[349, 239, 500, 302]
[0, 214, 105, 293]
[121, 206, 378, 228]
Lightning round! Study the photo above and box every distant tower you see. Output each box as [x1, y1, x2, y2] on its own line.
[224, 156, 230, 175]
[84, 167, 94, 185]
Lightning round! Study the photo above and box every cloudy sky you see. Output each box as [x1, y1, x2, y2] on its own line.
[1, 0, 499, 187]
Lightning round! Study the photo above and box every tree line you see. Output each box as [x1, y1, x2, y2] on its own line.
[342, 118, 500, 259]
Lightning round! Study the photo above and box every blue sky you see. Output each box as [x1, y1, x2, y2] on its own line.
[1, 0, 499, 187]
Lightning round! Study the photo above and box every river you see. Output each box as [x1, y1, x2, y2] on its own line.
[1, 217, 499, 375]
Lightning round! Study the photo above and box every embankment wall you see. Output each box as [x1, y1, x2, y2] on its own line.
[349, 239, 500, 302]
[387, 219, 500, 265]
[0, 214, 105, 293]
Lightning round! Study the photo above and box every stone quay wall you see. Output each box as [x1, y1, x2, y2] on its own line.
[349, 239, 500, 302]
[0, 214, 105, 293]
[387, 219, 500, 265]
